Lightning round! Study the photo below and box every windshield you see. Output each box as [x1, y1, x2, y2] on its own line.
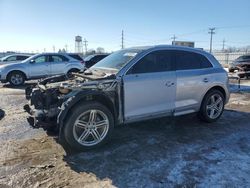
[91, 49, 142, 71]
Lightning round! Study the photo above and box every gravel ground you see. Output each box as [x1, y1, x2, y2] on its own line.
[0, 80, 250, 188]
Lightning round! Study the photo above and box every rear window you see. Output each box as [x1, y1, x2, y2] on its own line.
[68, 54, 83, 61]
[175, 51, 212, 70]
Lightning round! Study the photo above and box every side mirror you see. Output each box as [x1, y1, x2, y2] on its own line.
[30, 59, 35, 64]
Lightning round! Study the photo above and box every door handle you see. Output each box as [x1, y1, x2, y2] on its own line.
[203, 78, 209, 83]
[165, 81, 175, 87]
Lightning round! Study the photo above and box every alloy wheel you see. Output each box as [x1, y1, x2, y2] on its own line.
[73, 109, 110, 146]
[206, 94, 224, 119]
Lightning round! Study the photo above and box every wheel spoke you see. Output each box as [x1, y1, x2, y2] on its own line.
[209, 108, 215, 118]
[89, 110, 96, 123]
[213, 106, 220, 112]
[206, 104, 213, 110]
[215, 97, 222, 106]
[75, 120, 88, 129]
[95, 120, 108, 128]
[211, 95, 215, 104]
[78, 129, 90, 142]
[91, 129, 101, 141]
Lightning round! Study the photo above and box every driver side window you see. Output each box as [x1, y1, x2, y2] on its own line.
[128, 50, 173, 74]
[34, 55, 47, 63]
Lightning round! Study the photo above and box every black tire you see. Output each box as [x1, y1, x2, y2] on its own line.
[7, 71, 25, 86]
[62, 101, 114, 151]
[198, 89, 225, 123]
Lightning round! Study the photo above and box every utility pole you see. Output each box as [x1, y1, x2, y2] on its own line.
[222, 39, 226, 51]
[52, 45, 55, 52]
[121, 30, 124, 49]
[171, 35, 177, 45]
[208, 28, 215, 53]
[83, 38, 88, 54]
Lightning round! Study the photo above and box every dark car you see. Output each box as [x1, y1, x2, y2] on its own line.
[229, 55, 250, 77]
[84, 54, 109, 68]
[66, 53, 84, 61]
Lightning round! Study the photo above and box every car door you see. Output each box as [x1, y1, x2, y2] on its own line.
[122, 50, 176, 122]
[29, 55, 50, 78]
[174, 50, 213, 115]
[49, 55, 69, 75]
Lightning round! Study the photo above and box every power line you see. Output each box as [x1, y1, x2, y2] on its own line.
[208, 27, 215, 53]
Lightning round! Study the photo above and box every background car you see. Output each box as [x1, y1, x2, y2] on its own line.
[66, 53, 84, 61]
[0, 53, 85, 86]
[229, 55, 250, 72]
[84, 54, 109, 68]
[0, 54, 31, 65]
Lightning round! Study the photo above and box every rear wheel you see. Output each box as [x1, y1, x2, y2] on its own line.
[199, 90, 225, 123]
[67, 68, 80, 78]
[8, 71, 25, 86]
[63, 102, 114, 151]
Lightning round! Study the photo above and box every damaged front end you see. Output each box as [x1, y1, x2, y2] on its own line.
[24, 72, 120, 131]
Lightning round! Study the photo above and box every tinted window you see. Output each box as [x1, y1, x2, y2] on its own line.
[50, 55, 68, 62]
[130, 50, 173, 74]
[69, 54, 83, 61]
[92, 55, 106, 62]
[241, 56, 250, 60]
[17, 55, 29, 60]
[175, 51, 212, 70]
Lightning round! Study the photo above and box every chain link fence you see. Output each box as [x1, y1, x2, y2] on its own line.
[212, 51, 249, 67]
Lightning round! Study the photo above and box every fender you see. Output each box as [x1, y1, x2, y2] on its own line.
[57, 89, 117, 134]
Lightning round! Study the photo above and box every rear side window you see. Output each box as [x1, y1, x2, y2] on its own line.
[175, 51, 212, 70]
[69, 54, 83, 61]
[50, 55, 68, 62]
[130, 50, 173, 74]
[6, 56, 17, 61]
[17, 55, 28, 60]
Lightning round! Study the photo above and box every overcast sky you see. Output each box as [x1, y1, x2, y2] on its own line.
[0, 0, 250, 53]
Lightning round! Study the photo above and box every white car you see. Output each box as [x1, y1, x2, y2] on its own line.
[0, 54, 31, 65]
[0, 53, 85, 86]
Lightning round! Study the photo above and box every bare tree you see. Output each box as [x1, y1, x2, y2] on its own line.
[96, 47, 105, 54]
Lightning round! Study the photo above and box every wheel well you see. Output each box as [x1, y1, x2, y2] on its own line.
[67, 68, 80, 73]
[62, 94, 116, 127]
[206, 86, 226, 99]
[7, 70, 27, 80]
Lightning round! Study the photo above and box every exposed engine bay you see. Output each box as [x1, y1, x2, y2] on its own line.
[24, 71, 121, 130]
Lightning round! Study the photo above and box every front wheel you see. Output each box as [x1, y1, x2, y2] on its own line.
[199, 90, 225, 123]
[63, 102, 114, 151]
[8, 71, 25, 86]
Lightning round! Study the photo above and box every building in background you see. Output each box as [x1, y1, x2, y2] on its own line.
[172, 41, 195, 48]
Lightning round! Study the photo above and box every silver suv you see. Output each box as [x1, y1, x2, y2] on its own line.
[0, 53, 85, 86]
[25, 45, 230, 151]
